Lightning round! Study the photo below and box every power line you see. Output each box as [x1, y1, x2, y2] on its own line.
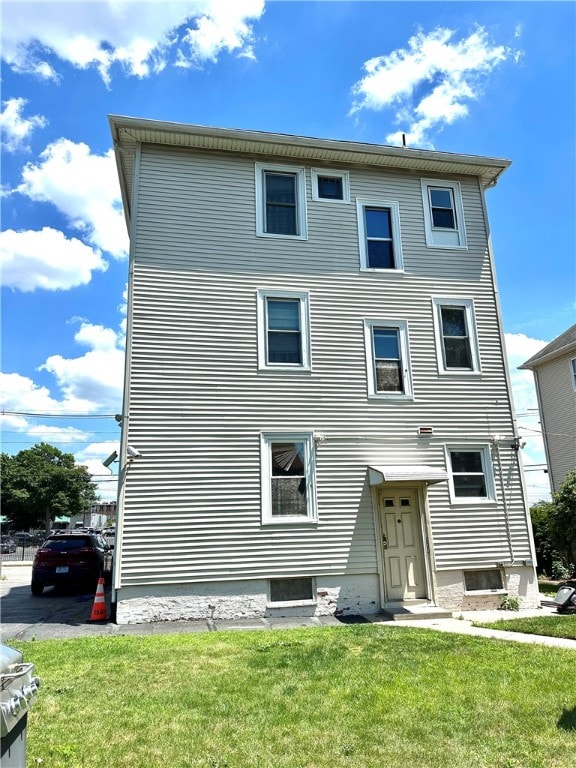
[2, 410, 117, 419]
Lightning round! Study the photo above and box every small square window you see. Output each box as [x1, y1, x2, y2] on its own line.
[356, 199, 403, 271]
[311, 169, 350, 203]
[270, 577, 314, 603]
[421, 179, 467, 249]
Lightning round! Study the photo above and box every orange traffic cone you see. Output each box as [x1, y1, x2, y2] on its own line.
[89, 577, 107, 622]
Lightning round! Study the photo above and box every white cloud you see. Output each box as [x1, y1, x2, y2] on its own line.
[351, 26, 519, 147]
[16, 139, 128, 259]
[0, 226, 107, 291]
[76, 442, 120, 502]
[504, 332, 551, 504]
[1, 0, 265, 84]
[39, 321, 125, 412]
[0, 97, 47, 152]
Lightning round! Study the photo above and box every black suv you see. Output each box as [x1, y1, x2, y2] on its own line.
[31, 532, 112, 595]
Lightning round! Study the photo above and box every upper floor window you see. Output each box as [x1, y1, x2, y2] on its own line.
[432, 298, 480, 374]
[571, 358, 576, 391]
[257, 290, 311, 371]
[364, 319, 412, 398]
[356, 198, 403, 271]
[261, 432, 317, 524]
[446, 446, 495, 503]
[421, 179, 467, 249]
[255, 163, 307, 239]
[311, 169, 350, 203]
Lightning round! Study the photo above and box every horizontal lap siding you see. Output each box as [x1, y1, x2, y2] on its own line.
[536, 357, 576, 490]
[120, 146, 529, 585]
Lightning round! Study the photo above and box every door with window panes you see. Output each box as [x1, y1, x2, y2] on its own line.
[378, 489, 426, 601]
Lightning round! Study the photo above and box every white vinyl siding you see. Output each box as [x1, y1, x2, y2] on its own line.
[116, 144, 532, 586]
[421, 179, 467, 249]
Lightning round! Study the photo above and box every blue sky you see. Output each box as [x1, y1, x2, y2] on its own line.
[1, 0, 574, 505]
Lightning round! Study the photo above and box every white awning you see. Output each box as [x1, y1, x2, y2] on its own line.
[368, 465, 448, 486]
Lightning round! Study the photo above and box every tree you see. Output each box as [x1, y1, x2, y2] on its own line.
[530, 499, 556, 576]
[548, 470, 576, 572]
[1, 443, 98, 533]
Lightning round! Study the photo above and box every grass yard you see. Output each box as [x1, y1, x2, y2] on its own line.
[474, 613, 576, 641]
[13, 625, 576, 768]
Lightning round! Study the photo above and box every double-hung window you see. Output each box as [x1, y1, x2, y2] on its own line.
[257, 290, 311, 371]
[432, 298, 480, 374]
[261, 432, 317, 524]
[421, 179, 467, 248]
[446, 446, 495, 503]
[356, 199, 403, 271]
[364, 320, 412, 398]
[255, 163, 307, 239]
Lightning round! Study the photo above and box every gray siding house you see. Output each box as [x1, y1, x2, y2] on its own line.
[520, 324, 576, 493]
[109, 116, 539, 624]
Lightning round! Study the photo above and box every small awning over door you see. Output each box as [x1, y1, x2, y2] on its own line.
[368, 465, 448, 486]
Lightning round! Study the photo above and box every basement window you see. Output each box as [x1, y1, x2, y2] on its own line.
[269, 577, 315, 604]
[464, 569, 504, 592]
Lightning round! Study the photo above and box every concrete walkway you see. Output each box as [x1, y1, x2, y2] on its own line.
[2, 563, 575, 649]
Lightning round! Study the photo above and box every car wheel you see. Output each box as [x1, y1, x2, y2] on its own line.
[31, 580, 44, 596]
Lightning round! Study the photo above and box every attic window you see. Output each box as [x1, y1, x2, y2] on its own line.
[311, 169, 350, 203]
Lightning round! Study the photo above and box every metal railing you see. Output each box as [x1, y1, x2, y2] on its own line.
[0, 545, 39, 563]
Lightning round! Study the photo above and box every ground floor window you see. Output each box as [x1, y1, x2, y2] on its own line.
[269, 577, 314, 603]
[260, 432, 317, 524]
[464, 569, 504, 592]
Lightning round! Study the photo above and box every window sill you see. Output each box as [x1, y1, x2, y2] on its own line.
[424, 242, 468, 251]
[437, 370, 482, 376]
[360, 267, 405, 275]
[261, 518, 318, 527]
[449, 499, 497, 506]
[464, 589, 507, 596]
[256, 231, 307, 241]
[367, 393, 414, 401]
[258, 366, 312, 374]
[266, 599, 317, 609]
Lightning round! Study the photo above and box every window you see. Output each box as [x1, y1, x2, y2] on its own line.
[269, 577, 315, 604]
[257, 290, 310, 371]
[464, 569, 504, 592]
[356, 199, 403, 271]
[571, 358, 576, 391]
[255, 163, 307, 239]
[432, 298, 480, 373]
[421, 179, 467, 248]
[311, 169, 350, 203]
[364, 320, 412, 398]
[446, 446, 495, 503]
[261, 432, 317, 524]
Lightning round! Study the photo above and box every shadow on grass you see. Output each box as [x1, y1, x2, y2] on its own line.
[558, 707, 576, 731]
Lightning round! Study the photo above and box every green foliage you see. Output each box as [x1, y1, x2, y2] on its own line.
[499, 595, 521, 611]
[548, 470, 576, 572]
[475, 614, 576, 641]
[0, 443, 97, 532]
[530, 499, 556, 575]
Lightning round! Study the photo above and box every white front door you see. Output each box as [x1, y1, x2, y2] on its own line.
[379, 489, 426, 601]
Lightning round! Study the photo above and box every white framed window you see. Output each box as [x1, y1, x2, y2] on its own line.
[432, 298, 480, 374]
[421, 179, 467, 249]
[464, 569, 504, 593]
[255, 163, 307, 239]
[257, 290, 311, 371]
[445, 445, 496, 503]
[260, 432, 317, 524]
[364, 319, 413, 398]
[571, 358, 576, 391]
[268, 577, 316, 605]
[311, 169, 350, 203]
[356, 198, 403, 271]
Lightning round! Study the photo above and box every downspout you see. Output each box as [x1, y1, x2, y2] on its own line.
[111, 142, 141, 622]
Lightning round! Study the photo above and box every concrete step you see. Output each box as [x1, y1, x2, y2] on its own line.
[381, 601, 453, 621]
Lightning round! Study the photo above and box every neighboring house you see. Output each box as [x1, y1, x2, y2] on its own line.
[109, 116, 539, 624]
[519, 324, 576, 493]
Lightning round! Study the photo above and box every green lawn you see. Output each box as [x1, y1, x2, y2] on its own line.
[13, 626, 576, 768]
[474, 614, 576, 641]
